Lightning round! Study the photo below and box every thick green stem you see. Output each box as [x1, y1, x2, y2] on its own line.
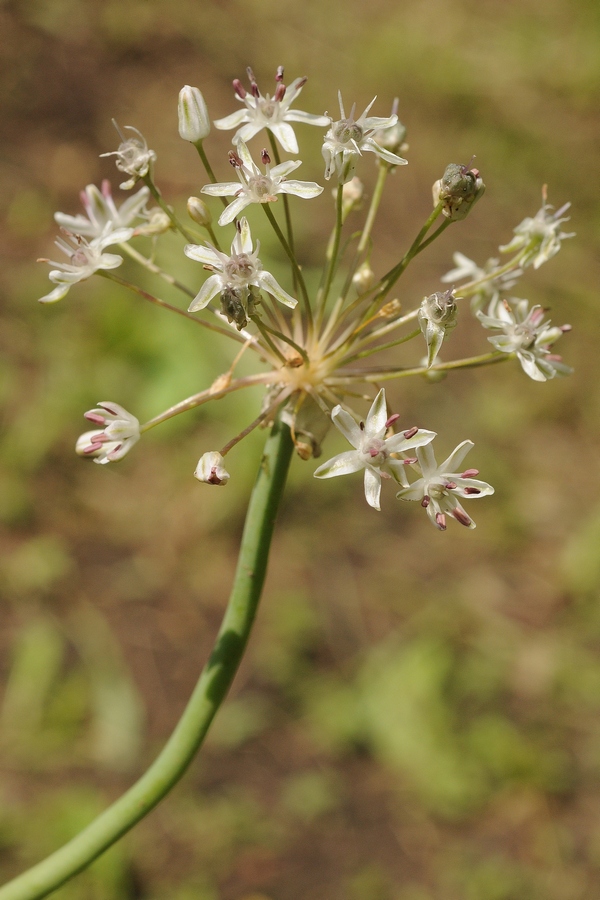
[0, 419, 294, 900]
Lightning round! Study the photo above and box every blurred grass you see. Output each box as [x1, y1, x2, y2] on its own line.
[1, 0, 599, 898]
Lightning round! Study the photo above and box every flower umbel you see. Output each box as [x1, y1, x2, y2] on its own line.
[477, 298, 572, 381]
[322, 93, 408, 183]
[313, 389, 436, 510]
[214, 66, 330, 154]
[76, 402, 140, 465]
[101, 121, 157, 190]
[184, 216, 297, 323]
[397, 440, 494, 530]
[201, 140, 323, 226]
[38, 227, 128, 303]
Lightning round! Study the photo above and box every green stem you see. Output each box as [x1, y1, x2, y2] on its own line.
[339, 162, 390, 300]
[0, 418, 294, 900]
[142, 176, 198, 242]
[262, 204, 312, 328]
[316, 184, 344, 325]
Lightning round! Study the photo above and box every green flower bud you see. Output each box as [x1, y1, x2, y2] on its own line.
[433, 161, 485, 221]
[178, 85, 210, 143]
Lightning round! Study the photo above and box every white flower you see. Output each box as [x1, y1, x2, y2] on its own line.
[322, 93, 408, 184]
[441, 252, 522, 313]
[100, 122, 157, 190]
[214, 67, 330, 154]
[178, 85, 210, 142]
[201, 140, 323, 226]
[418, 289, 458, 367]
[54, 180, 150, 241]
[38, 226, 129, 304]
[500, 199, 574, 269]
[194, 451, 230, 485]
[397, 441, 494, 530]
[76, 402, 140, 465]
[313, 389, 436, 510]
[477, 298, 572, 382]
[184, 217, 296, 314]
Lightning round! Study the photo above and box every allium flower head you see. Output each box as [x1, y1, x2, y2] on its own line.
[500, 196, 575, 269]
[214, 66, 330, 154]
[101, 122, 157, 190]
[201, 140, 323, 226]
[38, 227, 128, 304]
[76, 402, 140, 465]
[54, 180, 150, 241]
[477, 298, 572, 382]
[313, 389, 436, 510]
[184, 217, 297, 324]
[322, 93, 408, 183]
[397, 440, 494, 530]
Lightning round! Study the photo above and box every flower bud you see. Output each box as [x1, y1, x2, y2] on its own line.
[194, 451, 230, 485]
[352, 261, 375, 293]
[187, 196, 212, 227]
[178, 86, 211, 143]
[339, 177, 364, 220]
[433, 162, 485, 221]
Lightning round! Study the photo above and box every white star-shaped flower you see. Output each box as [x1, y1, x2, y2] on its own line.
[397, 441, 494, 530]
[54, 180, 150, 241]
[313, 389, 436, 510]
[100, 122, 157, 190]
[500, 198, 574, 269]
[38, 226, 129, 304]
[322, 93, 408, 184]
[201, 141, 323, 226]
[441, 252, 522, 314]
[214, 67, 330, 154]
[184, 216, 296, 313]
[477, 298, 572, 382]
[76, 402, 140, 465]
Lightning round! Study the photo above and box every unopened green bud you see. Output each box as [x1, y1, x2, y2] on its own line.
[187, 196, 212, 227]
[178, 85, 210, 143]
[433, 161, 485, 221]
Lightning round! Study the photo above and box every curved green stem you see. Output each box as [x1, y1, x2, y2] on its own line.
[0, 418, 294, 900]
[142, 176, 198, 242]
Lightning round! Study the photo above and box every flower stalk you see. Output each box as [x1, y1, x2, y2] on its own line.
[0, 417, 294, 900]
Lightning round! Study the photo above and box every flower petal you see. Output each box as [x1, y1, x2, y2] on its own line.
[363, 467, 382, 510]
[331, 406, 362, 448]
[365, 389, 387, 435]
[188, 275, 222, 311]
[259, 271, 297, 308]
[438, 440, 474, 474]
[217, 195, 252, 226]
[214, 109, 250, 130]
[313, 450, 364, 479]
[201, 182, 241, 197]
[269, 123, 299, 154]
[184, 243, 220, 265]
[279, 180, 324, 199]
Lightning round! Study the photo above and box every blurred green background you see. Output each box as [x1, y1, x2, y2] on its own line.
[1, 0, 599, 898]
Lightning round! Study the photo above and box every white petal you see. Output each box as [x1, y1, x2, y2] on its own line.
[188, 275, 222, 311]
[284, 110, 331, 127]
[416, 442, 437, 477]
[201, 182, 241, 197]
[331, 406, 362, 448]
[313, 450, 364, 479]
[38, 284, 71, 304]
[363, 467, 382, 510]
[184, 243, 220, 265]
[362, 138, 408, 166]
[270, 159, 302, 178]
[238, 217, 253, 254]
[396, 479, 427, 502]
[98, 252, 124, 270]
[438, 440, 474, 474]
[518, 351, 547, 381]
[279, 180, 323, 199]
[236, 122, 265, 144]
[259, 271, 297, 308]
[217, 195, 252, 226]
[385, 429, 437, 453]
[214, 109, 250, 130]
[365, 389, 387, 435]
[269, 123, 299, 154]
